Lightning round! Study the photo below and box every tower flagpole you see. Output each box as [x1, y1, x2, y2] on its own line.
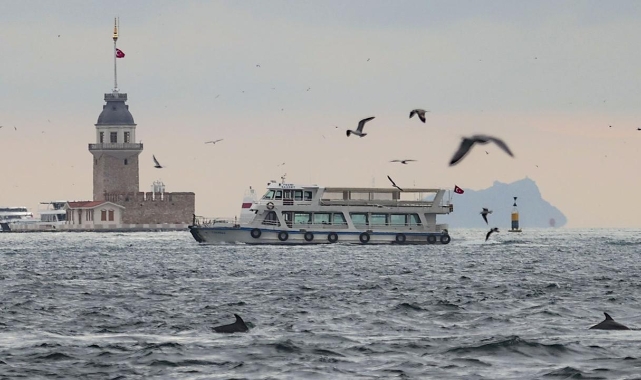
[113, 17, 119, 92]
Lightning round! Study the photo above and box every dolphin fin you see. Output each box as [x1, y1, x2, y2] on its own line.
[604, 312, 613, 320]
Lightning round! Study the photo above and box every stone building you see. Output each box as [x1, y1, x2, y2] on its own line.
[88, 91, 195, 225]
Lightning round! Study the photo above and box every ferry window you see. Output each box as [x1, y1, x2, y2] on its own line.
[294, 212, 311, 224]
[283, 190, 292, 199]
[304, 191, 312, 201]
[99, 132, 104, 143]
[370, 213, 388, 226]
[262, 190, 275, 200]
[294, 190, 303, 201]
[313, 213, 331, 225]
[282, 211, 293, 228]
[390, 214, 406, 226]
[409, 214, 421, 226]
[262, 211, 280, 226]
[124, 131, 130, 143]
[350, 213, 368, 226]
[110, 132, 117, 143]
[275, 190, 283, 200]
[333, 213, 347, 225]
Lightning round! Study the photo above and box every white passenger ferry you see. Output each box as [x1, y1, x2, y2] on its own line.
[189, 179, 454, 245]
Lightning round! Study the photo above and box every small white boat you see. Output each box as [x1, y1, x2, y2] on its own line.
[1, 202, 69, 232]
[0, 207, 37, 231]
[189, 179, 454, 245]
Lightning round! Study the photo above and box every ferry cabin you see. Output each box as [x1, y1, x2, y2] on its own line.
[257, 183, 450, 231]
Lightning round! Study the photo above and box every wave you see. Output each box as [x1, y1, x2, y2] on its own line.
[394, 302, 425, 311]
[604, 239, 641, 247]
[542, 366, 607, 379]
[33, 352, 75, 361]
[446, 336, 573, 357]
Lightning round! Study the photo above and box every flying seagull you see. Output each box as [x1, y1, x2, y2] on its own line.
[205, 139, 223, 144]
[153, 155, 163, 169]
[387, 175, 403, 191]
[390, 159, 416, 165]
[485, 227, 499, 241]
[346, 116, 375, 137]
[480, 208, 493, 224]
[409, 109, 429, 123]
[449, 135, 514, 166]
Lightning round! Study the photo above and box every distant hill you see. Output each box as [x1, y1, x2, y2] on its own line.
[438, 177, 567, 228]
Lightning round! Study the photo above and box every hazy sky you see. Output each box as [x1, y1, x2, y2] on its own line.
[1, 1, 640, 228]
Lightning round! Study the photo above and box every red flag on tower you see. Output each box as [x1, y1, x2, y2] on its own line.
[115, 48, 125, 58]
[454, 185, 464, 194]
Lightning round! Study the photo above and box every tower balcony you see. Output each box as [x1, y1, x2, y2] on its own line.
[88, 143, 143, 151]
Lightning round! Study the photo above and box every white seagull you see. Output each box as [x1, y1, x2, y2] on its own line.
[409, 109, 429, 123]
[205, 139, 224, 144]
[485, 227, 499, 241]
[390, 159, 416, 165]
[449, 135, 514, 166]
[153, 155, 163, 169]
[346, 117, 375, 137]
[387, 175, 403, 191]
[480, 208, 493, 224]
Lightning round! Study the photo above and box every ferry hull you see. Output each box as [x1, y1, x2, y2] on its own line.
[189, 226, 451, 245]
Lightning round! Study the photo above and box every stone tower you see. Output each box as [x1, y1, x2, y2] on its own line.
[89, 18, 143, 201]
[89, 92, 142, 200]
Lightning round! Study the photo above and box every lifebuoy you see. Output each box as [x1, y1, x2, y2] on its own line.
[278, 231, 288, 241]
[266, 202, 274, 210]
[440, 234, 451, 244]
[395, 233, 406, 243]
[304, 232, 314, 242]
[359, 232, 370, 244]
[427, 235, 437, 244]
[250, 228, 261, 239]
[327, 233, 338, 243]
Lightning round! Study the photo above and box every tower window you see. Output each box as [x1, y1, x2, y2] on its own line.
[124, 131, 130, 143]
[124, 159, 128, 165]
[99, 132, 104, 143]
[110, 132, 117, 143]
[95, 159, 98, 165]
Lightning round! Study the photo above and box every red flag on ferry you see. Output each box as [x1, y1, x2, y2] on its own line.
[115, 48, 125, 58]
[454, 185, 464, 194]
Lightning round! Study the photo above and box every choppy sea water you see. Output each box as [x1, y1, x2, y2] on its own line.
[1, 229, 641, 379]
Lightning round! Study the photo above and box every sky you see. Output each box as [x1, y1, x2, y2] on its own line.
[1, 0, 640, 228]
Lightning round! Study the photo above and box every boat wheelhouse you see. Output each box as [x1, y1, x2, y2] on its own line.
[189, 179, 454, 245]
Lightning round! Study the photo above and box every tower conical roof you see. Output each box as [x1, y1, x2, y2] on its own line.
[96, 92, 136, 125]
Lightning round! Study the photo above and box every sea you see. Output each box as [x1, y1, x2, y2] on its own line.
[1, 228, 641, 379]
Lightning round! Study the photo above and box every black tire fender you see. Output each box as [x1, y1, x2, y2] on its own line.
[395, 233, 406, 243]
[327, 233, 338, 243]
[250, 228, 261, 239]
[359, 232, 370, 244]
[427, 235, 437, 244]
[278, 231, 288, 241]
[440, 234, 451, 244]
[304, 232, 314, 242]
